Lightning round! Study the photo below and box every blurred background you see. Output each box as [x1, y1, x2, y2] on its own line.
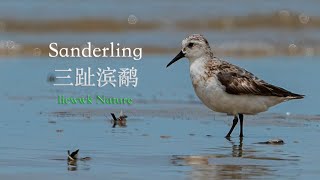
[1, 0, 320, 57]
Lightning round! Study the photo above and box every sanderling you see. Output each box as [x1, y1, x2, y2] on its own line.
[167, 34, 304, 137]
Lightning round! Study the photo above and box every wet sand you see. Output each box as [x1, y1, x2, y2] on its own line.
[0, 103, 319, 180]
[0, 56, 319, 179]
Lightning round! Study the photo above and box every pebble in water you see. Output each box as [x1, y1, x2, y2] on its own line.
[257, 138, 285, 145]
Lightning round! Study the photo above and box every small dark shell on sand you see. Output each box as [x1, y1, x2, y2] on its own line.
[257, 138, 285, 145]
[80, 157, 91, 161]
[160, 135, 171, 139]
[47, 74, 56, 83]
[56, 129, 64, 133]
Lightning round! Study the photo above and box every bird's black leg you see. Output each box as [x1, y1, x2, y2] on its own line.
[239, 114, 244, 137]
[225, 116, 238, 138]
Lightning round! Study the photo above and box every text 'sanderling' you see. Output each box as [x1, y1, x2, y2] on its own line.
[49, 42, 142, 60]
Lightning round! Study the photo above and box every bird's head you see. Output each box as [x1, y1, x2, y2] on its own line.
[167, 34, 213, 67]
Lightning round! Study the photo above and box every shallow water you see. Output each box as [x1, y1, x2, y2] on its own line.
[0, 56, 319, 179]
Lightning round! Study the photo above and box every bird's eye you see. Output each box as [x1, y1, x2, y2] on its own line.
[188, 43, 194, 48]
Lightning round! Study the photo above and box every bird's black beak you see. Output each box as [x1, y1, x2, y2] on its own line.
[166, 50, 185, 68]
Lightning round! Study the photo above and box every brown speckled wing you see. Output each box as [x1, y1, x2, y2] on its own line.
[217, 72, 271, 95]
[216, 64, 304, 98]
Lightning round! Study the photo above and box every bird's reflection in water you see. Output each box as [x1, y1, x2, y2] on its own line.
[171, 137, 274, 179]
[67, 160, 78, 171]
[67, 160, 91, 172]
[67, 158, 91, 171]
[227, 136, 243, 157]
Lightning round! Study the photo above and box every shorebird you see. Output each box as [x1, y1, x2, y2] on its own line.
[67, 149, 91, 162]
[67, 149, 79, 161]
[110, 110, 127, 128]
[166, 34, 304, 137]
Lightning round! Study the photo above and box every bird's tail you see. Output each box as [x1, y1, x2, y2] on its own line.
[285, 93, 304, 100]
[265, 83, 304, 100]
